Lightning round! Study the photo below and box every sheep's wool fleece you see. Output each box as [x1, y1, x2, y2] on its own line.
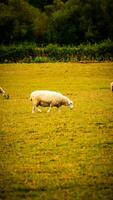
[31, 90, 68, 102]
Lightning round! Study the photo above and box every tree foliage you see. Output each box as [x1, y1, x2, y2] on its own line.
[0, 0, 113, 44]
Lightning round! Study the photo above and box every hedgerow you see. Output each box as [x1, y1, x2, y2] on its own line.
[0, 40, 113, 63]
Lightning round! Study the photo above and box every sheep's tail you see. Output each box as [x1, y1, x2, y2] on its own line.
[30, 94, 32, 101]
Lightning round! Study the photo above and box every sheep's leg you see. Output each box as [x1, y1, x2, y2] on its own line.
[47, 104, 52, 113]
[32, 105, 36, 113]
[32, 105, 42, 113]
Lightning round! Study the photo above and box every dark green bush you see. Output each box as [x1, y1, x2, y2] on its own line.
[0, 40, 113, 63]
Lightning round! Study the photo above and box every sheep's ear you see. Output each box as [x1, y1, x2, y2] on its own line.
[69, 101, 73, 108]
[69, 101, 73, 105]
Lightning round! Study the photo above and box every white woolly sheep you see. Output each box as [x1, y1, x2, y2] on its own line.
[110, 82, 113, 92]
[30, 90, 73, 113]
[0, 87, 5, 95]
[0, 87, 9, 99]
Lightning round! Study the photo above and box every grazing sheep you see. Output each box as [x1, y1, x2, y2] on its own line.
[0, 87, 9, 99]
[111, 82, 113, 92]
[0, 87, 5, 95]
[30, 90, 73, 113]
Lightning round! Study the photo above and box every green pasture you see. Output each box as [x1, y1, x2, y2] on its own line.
[0, 62, 113, 200]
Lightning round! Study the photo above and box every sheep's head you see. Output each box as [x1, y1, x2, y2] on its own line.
[68, 100, 73, 109]
[3, 93, 10, 99]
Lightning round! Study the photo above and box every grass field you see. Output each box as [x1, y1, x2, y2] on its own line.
[0, 62, 113, 200]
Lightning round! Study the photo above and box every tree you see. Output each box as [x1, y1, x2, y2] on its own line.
[27, 0, 54, 10]
[0, 0, 113, 44]
[0, 0, 49, 44]
[0, 3, 14, 43]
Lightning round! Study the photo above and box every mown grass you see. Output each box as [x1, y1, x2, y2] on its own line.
[0, 62, 113, 200]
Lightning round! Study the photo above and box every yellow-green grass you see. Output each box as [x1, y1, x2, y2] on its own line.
[0, 62, 113, 200]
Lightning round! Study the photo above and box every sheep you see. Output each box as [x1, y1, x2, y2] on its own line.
[0, 87, 9, 99]
[30, 90, 73, 113]
[110, 82, 113, 92]
[0, 87, 5, 95]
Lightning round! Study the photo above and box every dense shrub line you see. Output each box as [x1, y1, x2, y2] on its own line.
[0, 40, 113, 63]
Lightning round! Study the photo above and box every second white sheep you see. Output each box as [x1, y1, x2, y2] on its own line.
[110, 82, 113, 92]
